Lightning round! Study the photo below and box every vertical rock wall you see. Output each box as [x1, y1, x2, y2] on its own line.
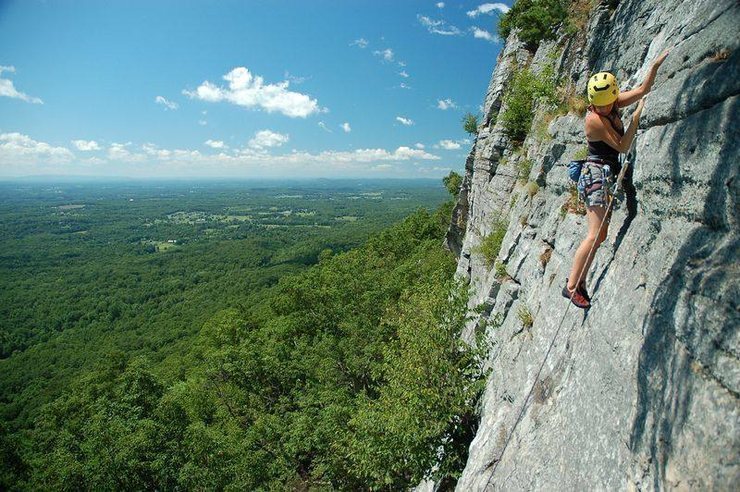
[440, 0, 739, 489]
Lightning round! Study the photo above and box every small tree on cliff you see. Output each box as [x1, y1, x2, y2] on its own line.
[462, 112, 479, 136]
[443, 171, 463, 198]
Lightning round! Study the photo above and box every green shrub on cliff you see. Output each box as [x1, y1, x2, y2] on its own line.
[477, 219, 509, 267]
[501, 64, 560, 144]
[498, 0, 568, 49]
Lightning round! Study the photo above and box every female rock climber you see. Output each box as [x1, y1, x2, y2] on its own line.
[564, 50, 669, 309]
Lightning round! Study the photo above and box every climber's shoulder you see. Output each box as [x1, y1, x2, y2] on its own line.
[584, 110, 608, 139]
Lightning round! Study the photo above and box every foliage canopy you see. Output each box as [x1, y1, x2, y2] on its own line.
[1, 181, 491, 490]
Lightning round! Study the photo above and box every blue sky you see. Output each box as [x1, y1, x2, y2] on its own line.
[0, 0, 510, 178]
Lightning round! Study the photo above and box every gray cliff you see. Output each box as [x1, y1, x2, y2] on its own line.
[429, 0, 739, 489]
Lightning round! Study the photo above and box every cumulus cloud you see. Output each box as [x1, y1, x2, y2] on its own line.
[292, 146, 439, 163]
[248, 130, 289, 150]
[437, 139, 461, 150]
[350, 38, 369, 48]
[230, 146, 440, 166]
[373, 48, 395, 62]
[108, 142, 145, 162]
[437, 98, 457, 110]
[0, 66, 43, 104]
[472, 27, 498, 43]
[396, 116, 414, 126]
[399, 70, 410, 78]
[0, 132, 73, 164]
[0, 132, 447, 178]
[434, 138, 470, 150]
[467, 3, 510, 17]
[414, 143, 425, 149]
[155, 95, 178, 110]
[392, 146, 436, 159]
[72, 139, 101, 151]
[417, 15, 462, 36]
[205, 139, 226, 149]
[341, 122, 351, 133]
[436, 2, 445, 8]
[183, 67, 322, 118]
[141, 143, 202, 161]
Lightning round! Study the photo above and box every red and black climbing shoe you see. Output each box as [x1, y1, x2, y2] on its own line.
[578, 282, 591, 303]
[562, 281, 590, 309]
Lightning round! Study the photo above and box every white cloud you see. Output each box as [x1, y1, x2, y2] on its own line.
[143, 143, 201, 161]
[198, 120, 208, 126]
[436, 2, 445, 8]
[472, 27, 498, 43]
[183, 67, 322, 118]
[283, 71, 308, 84]
[437, 98, 457, 110]
[350, 38, 369, 48]
[292, 146, 439, 163]
[373, 48, 395, 62]
[248, 130, 289, 150]
[0, 66, 43, 104]
[0, 132, 73, 164]
[0, 133, 447, 178]
[341, 122, 351, 133]
[399, 70, 409, 78]
[72, 139, 101, 151]
[205, 139, 226, 149]
[155, 95, 178, 110]
[417, 15, 462, 36]
[414, 143, 425, 149]
[396, 116, 414, 126]
[393, 146, 436, 159]
[142, 143, 170, 159]
[467, 3, 510, 17]
[437, 139, 461, 150]
[108, 142, 145, 162]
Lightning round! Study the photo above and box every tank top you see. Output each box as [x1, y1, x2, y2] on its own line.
[587, 106, 624, 164]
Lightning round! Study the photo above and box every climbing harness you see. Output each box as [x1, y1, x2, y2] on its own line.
[483, 153, 633, 487]
[568, 156, 613, 200]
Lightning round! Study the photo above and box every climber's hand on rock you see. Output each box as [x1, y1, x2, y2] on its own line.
[635, 98, 646, 116]
[652, 50, 669, 70]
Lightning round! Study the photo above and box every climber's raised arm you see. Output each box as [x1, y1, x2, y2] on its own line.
[617, 50, 670, 108]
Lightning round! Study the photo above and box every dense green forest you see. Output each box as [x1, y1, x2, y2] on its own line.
[1, 177, 490, 489]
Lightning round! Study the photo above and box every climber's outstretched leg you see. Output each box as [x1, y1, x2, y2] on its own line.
[565, 200, 609, 308]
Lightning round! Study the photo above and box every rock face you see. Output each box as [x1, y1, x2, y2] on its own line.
[439, 0, 739, 489]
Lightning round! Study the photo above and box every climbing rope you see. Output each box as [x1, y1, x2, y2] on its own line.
[483, 154, 632, 488]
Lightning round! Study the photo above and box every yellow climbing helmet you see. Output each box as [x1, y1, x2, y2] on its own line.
[587, 72, 619, 106]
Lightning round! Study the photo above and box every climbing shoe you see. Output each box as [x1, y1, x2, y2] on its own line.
[578, 282, 591, 302]
[562, 282, 590, 309]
